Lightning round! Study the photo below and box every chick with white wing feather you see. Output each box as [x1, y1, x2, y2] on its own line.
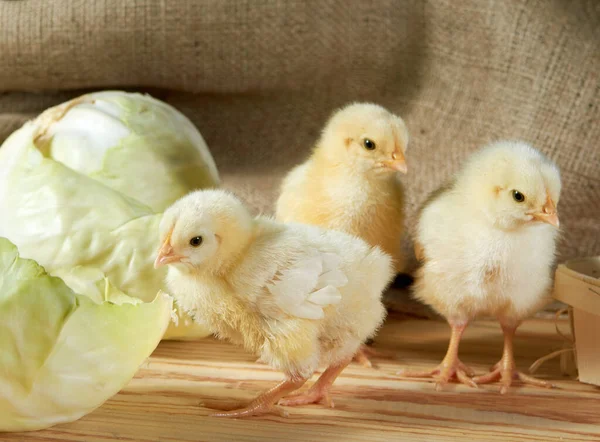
[399, 141, 561, 394]
[155, 189, 393, 417]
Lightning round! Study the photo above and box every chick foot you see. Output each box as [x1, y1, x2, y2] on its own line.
[398, 358, 477, 389]
[210, 378, 306, 418]
[472, 365, 554, 394]
[279, 386, 334, 408]
[353, 344, 396, 368]
[279, 358, 351, 408]
[210, 402, 289, 418]
[396, 322, 477, 389]
[473, 323, 556, 394]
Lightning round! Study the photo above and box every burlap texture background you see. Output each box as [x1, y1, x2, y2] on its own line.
[1, 0, 598, 274]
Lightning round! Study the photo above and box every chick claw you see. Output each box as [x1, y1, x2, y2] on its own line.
[279, 386, 335, 408]
[210, 402, 289, 418]
[398, 359, 477, 390]
[473, 365, 556, 394]
[279, 358, 350, 409]
[208, 378, 306, 418]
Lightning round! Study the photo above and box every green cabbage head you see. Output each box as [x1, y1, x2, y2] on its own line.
[0, 238, 173, 432]
[0, 91, 218, 339]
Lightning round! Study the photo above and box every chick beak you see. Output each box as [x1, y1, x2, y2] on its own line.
[531, 195, 559, 228]
[383, 151, 408, 174]
[154, 232, 182, 268]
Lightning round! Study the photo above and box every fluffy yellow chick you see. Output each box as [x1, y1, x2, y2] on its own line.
[276, 102, 408, 270]
[399, 141, 561, 393]
[276, 102, 409, 367]
[155, 189, 393, 417]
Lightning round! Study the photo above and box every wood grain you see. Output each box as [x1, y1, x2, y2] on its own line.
[2, 314, 599, 442]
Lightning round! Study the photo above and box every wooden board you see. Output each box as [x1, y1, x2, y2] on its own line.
[3, 314, 599, 442]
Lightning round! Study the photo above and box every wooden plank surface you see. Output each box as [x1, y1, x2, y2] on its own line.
[3, 314, 600, 442]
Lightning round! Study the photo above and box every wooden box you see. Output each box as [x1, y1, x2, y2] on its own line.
[553, 256, 600, 386]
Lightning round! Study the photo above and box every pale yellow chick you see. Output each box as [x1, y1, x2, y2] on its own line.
[276, 102, 409, 367]
[276, 102, 409, 272]
[400, 141, 561, 393]
[155, 189, 393, 417]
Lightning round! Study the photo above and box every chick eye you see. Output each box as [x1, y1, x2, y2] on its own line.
[512, 190, 525, 203]
[189, 236, 203, 247]
[363, 138, 376, 150]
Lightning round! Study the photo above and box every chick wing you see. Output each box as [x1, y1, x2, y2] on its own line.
[267, 249, 348, 320]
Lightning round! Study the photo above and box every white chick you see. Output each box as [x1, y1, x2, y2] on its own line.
[155, 189, 393, 417]
[399, 141, 561, 393]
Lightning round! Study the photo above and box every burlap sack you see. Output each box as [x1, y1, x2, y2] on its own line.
[1, 0, 598, 276]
